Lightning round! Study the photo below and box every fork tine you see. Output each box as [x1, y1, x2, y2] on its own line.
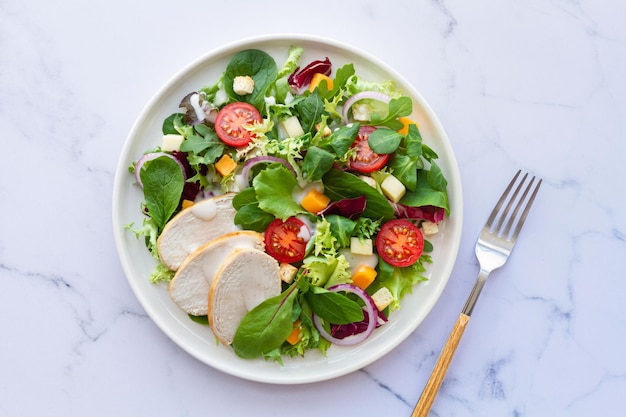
[502, 174, 534, 237]
[495, 172, 528, 233]
[486, 170, 542, 241]
[510, 177, 542, 240]
[485, 170, 521, 228]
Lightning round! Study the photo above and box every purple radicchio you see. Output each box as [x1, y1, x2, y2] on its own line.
[288, 57, 332, 90]
[171, 151, 201, 202]
[179, 92, 216, 125]
[319, 195, 367, 220]
[392, 203, 446, 224]
[330, 308, 388, 339]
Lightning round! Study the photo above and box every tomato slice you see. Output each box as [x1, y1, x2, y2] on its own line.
[349, 125, 390, 173]
[375, 219, 424, 267]
[214, 102, 261, 148]
[264, 217, 310, 264]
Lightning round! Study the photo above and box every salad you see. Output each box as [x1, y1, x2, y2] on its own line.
[128, 46, 450, 362]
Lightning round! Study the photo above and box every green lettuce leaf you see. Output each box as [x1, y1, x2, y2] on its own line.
[399, 162, 449, 213]
[140, 156, 185, 231]
[253, 164, 306, 220]
[373, 258, 429, 311]
[303, 255, 351, 288]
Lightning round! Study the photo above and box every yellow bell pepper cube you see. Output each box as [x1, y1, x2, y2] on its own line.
[214, 154, 238, 177]
[309, 73, 333, 92]
[286, 320, 302, 345]
[181, 199, 195, 210]
[398, 117, 418, 136]
[300, 188, 331, 214]
[351, 265, 378, 290]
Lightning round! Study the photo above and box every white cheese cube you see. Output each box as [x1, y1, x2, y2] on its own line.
[421, 220, 439, 235]
[371, 287, 393, 311]
[381, 174, 406, 203]
[351, 103, 371, 121]
[161, 134, 184, 152]
[279, 263, 298, 284]
[359, 175, 378, 188]
[280, 116, 305, 138]
[350, 237, 373, 255]
[233, 75, 255, 95]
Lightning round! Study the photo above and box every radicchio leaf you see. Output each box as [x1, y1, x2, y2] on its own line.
[288, 57, 332, 90]
[179, 92, 213, 125]
[330, 308, 387, 339]
[319, 195, 367, 220]
[393, 203, 446, 223]
[171, 151, 201, 202]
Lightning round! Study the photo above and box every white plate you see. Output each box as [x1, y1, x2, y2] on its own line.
[112, 34, 463, 384]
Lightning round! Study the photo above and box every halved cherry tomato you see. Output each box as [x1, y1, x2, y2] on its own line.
[349, 125, 390, 173]
[264, 217, 310, 264]
[375, 219, 424, 267]
[214, 102, 261, 148]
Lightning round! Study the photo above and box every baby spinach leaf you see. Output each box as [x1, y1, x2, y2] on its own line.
[323, 169, 394, 221]
[302, 146, 335, 181]
[405, 123, 423, 158]
[234, 203, 276, 232]
[319, 122, 359, 157]
[162, 113, 183, 135]
[389, 153, 418, 192]
[327, 63, 355, 98]
[232, 187, 257, 209]
[400, 164, 449, 213]
[224, 49, 278, 109]
[232, 284, 299, 359]
[369, 96, 412, 129]
[305, 288, 364, 324]
[140, 156, 185, 231]
[295, 91, 325, 134]
[421, 143, 439, 162]
[368, 128, 403, 154]
[232, 188, 275, 232]
[180, 134, 211, 154]
[188, 314, 208, 325]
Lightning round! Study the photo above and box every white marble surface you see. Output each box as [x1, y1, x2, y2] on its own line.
[1, 0, 625, 416]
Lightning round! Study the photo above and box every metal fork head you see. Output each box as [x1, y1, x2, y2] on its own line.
[476, 170, 542, 272]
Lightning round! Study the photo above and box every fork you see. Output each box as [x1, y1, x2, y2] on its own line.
[411, 170, 542, 417]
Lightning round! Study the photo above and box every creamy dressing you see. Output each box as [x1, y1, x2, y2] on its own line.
[189, 93, 206, 123]
[295, 214, 316, 240]
[297, 224, 312, 241]
[338, 248, 379, 274]
[191, 199, 218, 221]
[292, 181, 324, 204]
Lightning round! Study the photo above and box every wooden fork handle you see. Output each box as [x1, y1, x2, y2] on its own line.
[411, 313, 470, 417]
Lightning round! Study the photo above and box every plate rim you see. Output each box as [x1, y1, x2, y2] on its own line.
[112, 33, 463, 384]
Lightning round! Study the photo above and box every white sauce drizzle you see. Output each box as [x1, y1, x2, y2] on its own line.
[189, 93, 206, 123]
[191, 199, 217, 221]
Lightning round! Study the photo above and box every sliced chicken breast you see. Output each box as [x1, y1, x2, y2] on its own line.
[208, 247, 281, 345]
[168, 231, 264, 316]
[157, 193, 239, 271]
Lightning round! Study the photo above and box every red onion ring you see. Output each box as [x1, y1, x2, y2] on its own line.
[341, 91, 392, 124]
[312, 284, 378, 346]
[134, 152, 187, 188]
[241, 155, 297, 184]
